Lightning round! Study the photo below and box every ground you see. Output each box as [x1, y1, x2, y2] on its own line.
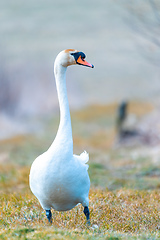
[0, 103, 160, 239]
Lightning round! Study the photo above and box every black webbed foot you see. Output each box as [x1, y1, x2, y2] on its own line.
[46, 209, 52, 223]
[83, 206, 90, 225]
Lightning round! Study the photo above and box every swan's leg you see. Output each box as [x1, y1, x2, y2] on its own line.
[83, 206, 90, 225]
[46, 210, 52, 223]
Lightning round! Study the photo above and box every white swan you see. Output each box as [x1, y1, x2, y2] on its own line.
[29, 49, 94, 224]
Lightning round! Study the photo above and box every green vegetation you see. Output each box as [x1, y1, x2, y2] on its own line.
[0, 103, 160, 239]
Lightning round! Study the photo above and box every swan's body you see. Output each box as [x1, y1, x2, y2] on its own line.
[29, 49, 94, 223]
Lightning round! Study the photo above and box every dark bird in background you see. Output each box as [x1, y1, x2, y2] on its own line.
[115, 101, 160, 147]
[116, 101, 138, 138]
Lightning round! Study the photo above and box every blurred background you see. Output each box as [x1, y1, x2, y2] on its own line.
[0, 0, 160, 139]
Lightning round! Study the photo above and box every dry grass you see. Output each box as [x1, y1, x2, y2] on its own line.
[1, 182, 160, 239]
[1, 187, 160, 239]
[0, 103, 160, 239]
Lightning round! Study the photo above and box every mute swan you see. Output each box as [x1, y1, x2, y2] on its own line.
[29, 49, 94, 224]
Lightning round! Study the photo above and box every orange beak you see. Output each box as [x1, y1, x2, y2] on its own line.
[77, 56, 94, 68]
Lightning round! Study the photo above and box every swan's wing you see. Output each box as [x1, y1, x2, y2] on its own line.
[73, 151, 89, 164]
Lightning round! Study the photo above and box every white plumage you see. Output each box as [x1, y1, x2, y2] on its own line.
[29, 49, 94, 223]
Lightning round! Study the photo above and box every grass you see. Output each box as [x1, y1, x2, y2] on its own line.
[1, 189, 160, 239]
[0, 103, 160, 239]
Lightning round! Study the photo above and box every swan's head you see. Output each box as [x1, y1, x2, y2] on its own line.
[55, 49, 94, 69]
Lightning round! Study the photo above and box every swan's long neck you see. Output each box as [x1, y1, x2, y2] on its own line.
[50, 63, 73, 154]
